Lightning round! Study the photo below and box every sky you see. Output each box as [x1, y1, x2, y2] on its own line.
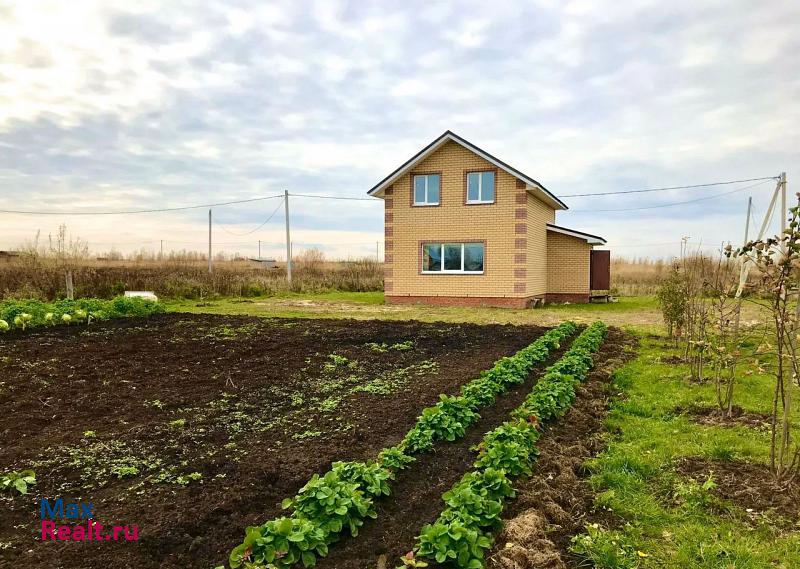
[0, 0, 798, 260]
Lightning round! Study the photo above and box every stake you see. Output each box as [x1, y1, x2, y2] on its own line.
[208, 209, 213, 274]
[284, 190, 292, 283]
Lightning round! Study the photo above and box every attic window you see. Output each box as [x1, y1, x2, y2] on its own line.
[467, 171, 495, 204]
[413, 174, 440, 205]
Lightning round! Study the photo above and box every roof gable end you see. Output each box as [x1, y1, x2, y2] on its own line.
[367, 131, 567, 210]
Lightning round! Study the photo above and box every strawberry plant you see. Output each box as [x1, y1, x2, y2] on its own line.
[416, 519, 492, 568]
[229, 517, 327, 568]
[474, 421, 540, 477]
[331, 460, 392, 499]
[283, 470, 375, 539]
[378, 445, 416, 472]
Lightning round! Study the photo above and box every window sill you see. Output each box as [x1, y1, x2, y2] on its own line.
[466, 200, 495, 205]
[412, 202, 440, 207]
[421, 271, 484, 275]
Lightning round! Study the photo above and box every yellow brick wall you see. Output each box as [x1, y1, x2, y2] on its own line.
[384, 140, 554, 299]
[524, 194, 555, 296]
[546, 231, 592, 294]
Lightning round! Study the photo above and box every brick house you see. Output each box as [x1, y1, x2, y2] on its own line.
[367, 131, 609, 308]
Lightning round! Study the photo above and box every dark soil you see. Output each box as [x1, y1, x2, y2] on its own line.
[314, 331, 579, 569]
[675, 457, 800, 523]
[487, 328, 637, 569]
[0, 313, 548, 569]
[675, 404, 773, 430]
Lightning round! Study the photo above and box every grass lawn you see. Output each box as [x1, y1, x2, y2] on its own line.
[575, 332, 800, 568]
[166, 292, 799, 567]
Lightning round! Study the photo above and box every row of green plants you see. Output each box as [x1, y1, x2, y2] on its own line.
[0, 296, 165, 333]
[228, 321, 579, 568]
[411, 321, 608, 569]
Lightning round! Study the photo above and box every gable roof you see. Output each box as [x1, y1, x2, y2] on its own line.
[546, 223, 606, 245]
[367, 130, 568, 210]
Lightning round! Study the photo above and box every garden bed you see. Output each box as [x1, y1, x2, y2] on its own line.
[487, 328, 636, 569]
[0, 313, 548, 568]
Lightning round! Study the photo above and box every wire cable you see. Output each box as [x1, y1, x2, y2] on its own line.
[558, 176, 779, 198]
[290, 193, 378, 202]
[217, 198, 285, 237]
[0, 194, 284, 215]
[570, 179, 774, 212]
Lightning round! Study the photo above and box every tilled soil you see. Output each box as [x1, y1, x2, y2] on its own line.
[675, 457, 800, 524]
[488, 328, 637, 569]
[675, 404, 773, 430]
[0, 313, 547, 569]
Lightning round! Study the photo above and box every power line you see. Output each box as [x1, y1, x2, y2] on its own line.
[290, 193, 378, 202]
[570, 178, 774, 212]
[558, 176, 779, 198]
[0, 194, 284, 215]
[217, 198, 285, 237]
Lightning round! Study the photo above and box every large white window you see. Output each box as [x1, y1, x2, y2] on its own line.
[422, 242, 484, 274]
[413, 174, 440, 205]
[466, 171, 495, 203]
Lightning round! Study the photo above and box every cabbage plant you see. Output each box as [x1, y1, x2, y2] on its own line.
[0, 319, 8, 332]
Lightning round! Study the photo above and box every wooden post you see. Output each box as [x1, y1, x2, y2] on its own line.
[65, 270, 74, 300]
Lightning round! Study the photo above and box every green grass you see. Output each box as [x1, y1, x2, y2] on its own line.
[165, 292, 665, 328]
[573, 331, 800, 568]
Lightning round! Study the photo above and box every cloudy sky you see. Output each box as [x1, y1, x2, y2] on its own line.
[0, 0, 798, 260]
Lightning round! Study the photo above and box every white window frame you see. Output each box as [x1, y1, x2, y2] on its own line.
[421, 242, 484, 274]
[413, 174, 440, 206]
[466, 171, 495, 204]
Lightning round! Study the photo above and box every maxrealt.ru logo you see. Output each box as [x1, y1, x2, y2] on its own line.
[40, 499, 138, 542]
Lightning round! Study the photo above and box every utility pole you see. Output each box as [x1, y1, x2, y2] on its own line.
[208, 209, 213, 274]
[781, 172, 787, 251]
[160, 239, 163, 260]
[376, 241, 380, 261]
[744, 197, 752, 244]
[284, 190, 292, 283]
[258, 239, 261, 260]
[736, 175, 784, 297]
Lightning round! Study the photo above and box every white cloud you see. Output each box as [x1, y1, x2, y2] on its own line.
[0, 0, 797, 260]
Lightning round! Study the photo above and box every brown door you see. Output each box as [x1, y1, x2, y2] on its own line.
[590, 250, 610, 290]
